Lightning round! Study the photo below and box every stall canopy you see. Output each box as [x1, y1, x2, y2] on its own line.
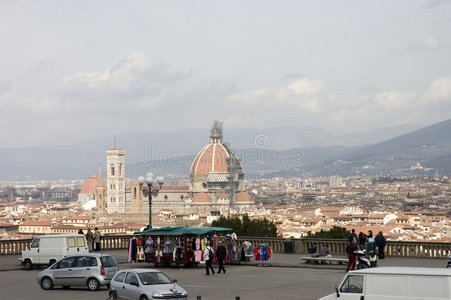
[134, 226, 233, 236]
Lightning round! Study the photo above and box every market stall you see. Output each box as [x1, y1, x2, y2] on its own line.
[130, 226, 233, 267]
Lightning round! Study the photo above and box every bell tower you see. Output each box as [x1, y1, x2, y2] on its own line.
[106, 146, 126, 213]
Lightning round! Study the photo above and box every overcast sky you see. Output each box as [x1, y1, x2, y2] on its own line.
[1, 0, 451, 148]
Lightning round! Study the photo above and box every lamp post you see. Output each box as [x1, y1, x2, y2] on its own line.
[137, 172, 165, 229]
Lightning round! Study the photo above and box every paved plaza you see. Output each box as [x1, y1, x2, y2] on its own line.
[0, 250, 446, 300]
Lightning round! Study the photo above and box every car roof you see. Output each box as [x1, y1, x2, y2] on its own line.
[349, 267, 451, 276]
[118, 268, 162, 273]
[63, 253, 113, 258]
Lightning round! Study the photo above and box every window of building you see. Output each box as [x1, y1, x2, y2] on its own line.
[111, 165, 115, 176]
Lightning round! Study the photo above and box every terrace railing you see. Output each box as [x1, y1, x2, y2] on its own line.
[1, 235, 450, 258]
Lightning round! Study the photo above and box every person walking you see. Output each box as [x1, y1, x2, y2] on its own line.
[375, 231, 386, 259]
[94, 227, 101, 251]
[204, 241, 215, 276]
[216, 241, 227, 274]
[86, 228, 94, 251]
[78, 228, 84, 234]
[346, 241, 358, 272]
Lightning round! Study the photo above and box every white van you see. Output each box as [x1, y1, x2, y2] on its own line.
[320, 267, 451, 300]
[20, 234, 89, 270]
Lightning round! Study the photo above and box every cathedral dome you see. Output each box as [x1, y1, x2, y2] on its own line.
[190, 143, 230, 176]
[192, 192, 212, 203]
[80, 176, 98, 194]
[189, 121, 243, 177]
[235, 191, 253, 203]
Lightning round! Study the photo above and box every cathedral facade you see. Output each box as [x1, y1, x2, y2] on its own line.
[81, 121, 255, 218]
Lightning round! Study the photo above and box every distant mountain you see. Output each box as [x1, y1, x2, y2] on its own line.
[0, 125, 349, 181]
[2, 120, 449, 181]
[338, 123, 425, 146]
[317, 118, 451, 176]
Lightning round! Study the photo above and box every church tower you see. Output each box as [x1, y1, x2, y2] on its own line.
[95, 166, 106, 214]
[106, 147, 126, 213]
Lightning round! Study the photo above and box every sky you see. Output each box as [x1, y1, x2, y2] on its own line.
[1, 0, 451, 148]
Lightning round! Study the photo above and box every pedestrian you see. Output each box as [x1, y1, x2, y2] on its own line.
[94, 227, 101, 251]
[348, 229, 357, 245]
[216, 241, 227, 274]
[86, 228, 93, 251]
[204, 241, 215, 276]
[358, 232, 366, 251]
[367, 230, 375, 252]
[78, 228, 84, 234]
[346, 241, 358, 272]
[375, 231, 386, 259]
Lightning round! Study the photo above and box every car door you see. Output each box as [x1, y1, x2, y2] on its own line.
[122, 272, 142, 300]
[338, 274, 365, 300]
[52, 256, 76, 286]
[112, 271, 127, 299]
[71, 256, 92, 286]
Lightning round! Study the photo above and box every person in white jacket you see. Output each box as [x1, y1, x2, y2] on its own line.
[204, 241, 215, 275]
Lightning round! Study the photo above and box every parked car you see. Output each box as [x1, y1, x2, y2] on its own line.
[20, 234, 89, 270]
[37, 253, 118, 291]
[109, 268, 188, 300]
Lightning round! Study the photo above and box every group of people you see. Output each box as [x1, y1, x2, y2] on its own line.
[204, 241, 227, 276]
[77, 227, 101, 251]
[346, 228, 386, 272]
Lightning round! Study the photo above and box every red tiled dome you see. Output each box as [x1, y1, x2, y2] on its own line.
[235, 191, 253, 203]
[192, 192, 212, 203]
[80, 176, 98, 194]
[218, 192, 229, 198]
[190, 143, 230, 176]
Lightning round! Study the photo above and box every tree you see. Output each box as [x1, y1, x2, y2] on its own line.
[211, 214, 277, 237]
[306, 226, 349, 239]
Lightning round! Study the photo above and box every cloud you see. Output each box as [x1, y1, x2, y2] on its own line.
[59, 52, 189, 113]
[423, 0, 451, 9]
[420, 77, 451, 105]
[222, 76, 451, 132]
[410, 36, 442, 51]
[0, 52, 192, 147]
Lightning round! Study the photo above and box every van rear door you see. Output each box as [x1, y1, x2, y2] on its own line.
[76, 236, 88, 253]
[66, 237, 78, 256]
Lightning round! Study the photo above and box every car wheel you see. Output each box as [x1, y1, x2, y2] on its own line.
[40, 277, 54, 290]
[87, 278, 100, 291]
[140, 295, 149, 300]
[24, 259, 33, 270]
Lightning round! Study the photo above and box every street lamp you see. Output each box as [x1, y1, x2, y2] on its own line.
[137, 172, 165, 229]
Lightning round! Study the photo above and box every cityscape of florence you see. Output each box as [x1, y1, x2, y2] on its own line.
[1, 1, 450, 299]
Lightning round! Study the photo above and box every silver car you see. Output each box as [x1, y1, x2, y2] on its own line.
[109, 268, 188, 300]
[37, 253, 118, 291]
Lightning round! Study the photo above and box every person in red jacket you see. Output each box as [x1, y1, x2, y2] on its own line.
[346, 242, 358, 272]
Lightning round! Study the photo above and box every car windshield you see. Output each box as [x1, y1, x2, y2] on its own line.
[100, 256, 118, 267]
[138, 272, 173, 285]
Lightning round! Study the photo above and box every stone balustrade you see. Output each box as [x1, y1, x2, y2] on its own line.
[1, 235, 450, 259]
